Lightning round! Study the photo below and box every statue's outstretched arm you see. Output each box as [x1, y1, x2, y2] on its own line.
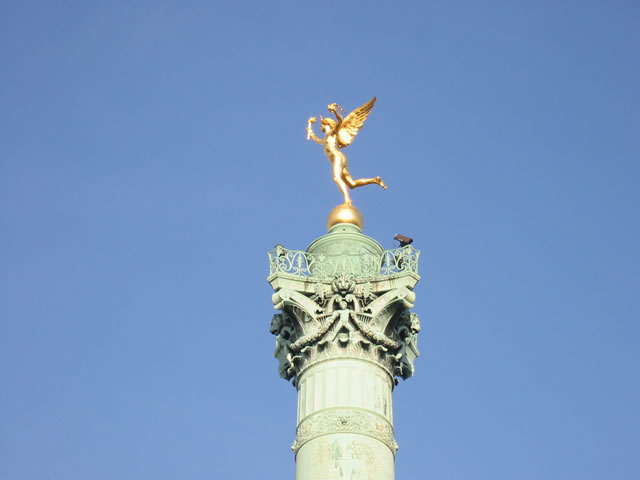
[306, 117, 323, 144]
[328, 103, 344, 128]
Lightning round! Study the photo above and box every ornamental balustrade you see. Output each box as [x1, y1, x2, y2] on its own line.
[268, 245, 420, 279]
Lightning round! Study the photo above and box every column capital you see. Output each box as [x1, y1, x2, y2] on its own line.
[268, 236, 421, 385]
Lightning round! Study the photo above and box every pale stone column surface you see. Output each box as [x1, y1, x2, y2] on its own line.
[267, 223, 421, 479]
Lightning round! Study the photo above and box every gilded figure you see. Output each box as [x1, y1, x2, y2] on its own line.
[306, 97, 386, 205]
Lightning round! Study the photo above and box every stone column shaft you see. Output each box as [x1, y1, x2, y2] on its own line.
[267, 224, 421, 480]
[294, 358, 396, 479]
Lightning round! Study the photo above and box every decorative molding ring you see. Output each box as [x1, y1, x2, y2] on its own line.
[292, 408, 398, 455]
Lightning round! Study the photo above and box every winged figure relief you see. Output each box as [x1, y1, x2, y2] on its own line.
[306, 97, 386, 205]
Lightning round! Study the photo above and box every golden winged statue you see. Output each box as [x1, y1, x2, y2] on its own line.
[306, 97, 386, 205]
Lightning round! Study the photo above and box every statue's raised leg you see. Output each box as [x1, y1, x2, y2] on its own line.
[343, 171, 387, 190]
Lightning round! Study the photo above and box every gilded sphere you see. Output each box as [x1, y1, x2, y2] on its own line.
[327, 204, 364, 231]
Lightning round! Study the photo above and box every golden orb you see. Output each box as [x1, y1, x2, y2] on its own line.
[327, 203, 364, 231]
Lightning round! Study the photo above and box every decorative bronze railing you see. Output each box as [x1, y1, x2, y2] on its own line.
[268, 245, 419, 279]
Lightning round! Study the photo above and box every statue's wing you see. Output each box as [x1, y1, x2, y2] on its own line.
[337, 96, 376, 148]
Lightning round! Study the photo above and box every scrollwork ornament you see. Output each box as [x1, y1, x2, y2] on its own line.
[270, 270, 421, 382]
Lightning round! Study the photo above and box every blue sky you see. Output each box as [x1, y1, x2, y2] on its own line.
[2, 1, 639, 479]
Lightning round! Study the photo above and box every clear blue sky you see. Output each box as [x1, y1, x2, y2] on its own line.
[2, 1, 639, 479]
